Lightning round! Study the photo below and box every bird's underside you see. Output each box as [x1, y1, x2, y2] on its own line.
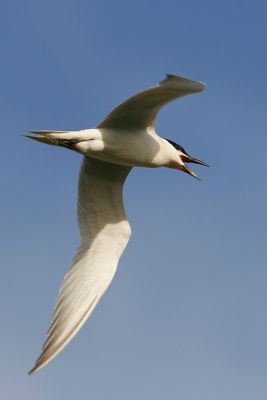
[27, 74, 207, 374]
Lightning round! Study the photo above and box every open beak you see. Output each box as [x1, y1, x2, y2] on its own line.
[180, 155, 209, 180]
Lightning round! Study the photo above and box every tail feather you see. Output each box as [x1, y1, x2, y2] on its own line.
[27, 130, 68, 135]
[25, 131, 80, 152]
[25, 128, 97, 152]
[25, 135, 59, 146]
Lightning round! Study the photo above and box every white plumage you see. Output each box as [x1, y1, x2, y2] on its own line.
[27, 74, 207, 374]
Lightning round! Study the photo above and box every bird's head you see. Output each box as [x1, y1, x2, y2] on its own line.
[165, 139, 209, 180]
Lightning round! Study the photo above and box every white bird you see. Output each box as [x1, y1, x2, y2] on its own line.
[27, 74, 208, 374]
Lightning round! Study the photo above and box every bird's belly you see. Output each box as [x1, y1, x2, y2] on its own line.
[85, 129, 164, 168]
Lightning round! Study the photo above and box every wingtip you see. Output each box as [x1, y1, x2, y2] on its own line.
[28, 352, 51, 376]
[160, 74, 206, 91]
[28, 363, 40, 376]
[28, 367, 36, 376]
[28, 353, 46, 375]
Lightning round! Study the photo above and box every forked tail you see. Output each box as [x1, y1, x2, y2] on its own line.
[25, 130, 81, 152]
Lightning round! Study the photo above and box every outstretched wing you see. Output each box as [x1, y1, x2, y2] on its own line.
[97, 74, 206, 130]
[29, 157, 132, 374]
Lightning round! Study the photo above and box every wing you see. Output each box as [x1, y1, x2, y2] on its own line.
[29, 157, 132, 374]
[97, 74, 206, 130]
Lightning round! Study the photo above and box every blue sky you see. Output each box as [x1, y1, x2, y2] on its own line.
[1, 0, 267, 398]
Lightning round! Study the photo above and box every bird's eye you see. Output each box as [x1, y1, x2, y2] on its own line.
[165, 138, 187, 154]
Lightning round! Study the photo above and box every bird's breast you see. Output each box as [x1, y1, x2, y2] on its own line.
[86, 128, 166, 168]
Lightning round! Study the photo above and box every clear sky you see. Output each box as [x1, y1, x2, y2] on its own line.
[1, 0, 267, 398]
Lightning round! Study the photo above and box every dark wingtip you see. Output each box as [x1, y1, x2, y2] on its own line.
[28, 363, 38, 376]
[28, 368, 35, 376]
[160, 74, 206, 91]
[28, 358, 43, 376]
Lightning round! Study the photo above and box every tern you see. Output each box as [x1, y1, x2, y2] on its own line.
[27, 74, 208, 374]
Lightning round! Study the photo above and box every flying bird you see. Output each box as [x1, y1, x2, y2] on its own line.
[27, 74, 208, 374]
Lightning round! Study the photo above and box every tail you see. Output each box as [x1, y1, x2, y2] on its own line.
[25, 130, 81, 152]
